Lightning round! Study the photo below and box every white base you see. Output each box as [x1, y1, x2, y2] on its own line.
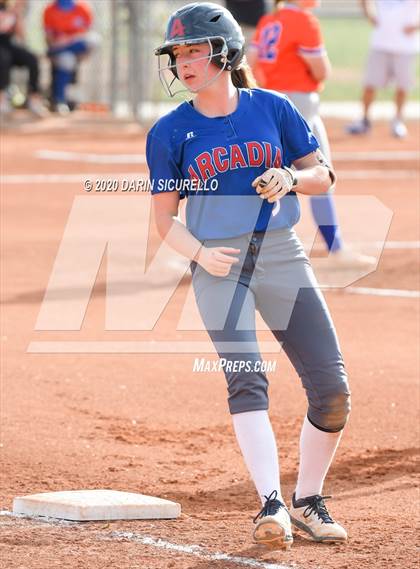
[13, 489, 181, 521]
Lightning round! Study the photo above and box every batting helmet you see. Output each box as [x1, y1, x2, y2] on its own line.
[155, 2, 245, 96]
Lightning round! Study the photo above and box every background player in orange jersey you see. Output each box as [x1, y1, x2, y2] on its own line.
[248, 0, 375, 268]
[43, 0, 98, 113]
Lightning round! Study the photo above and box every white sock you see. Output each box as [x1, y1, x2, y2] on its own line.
[294, 415, 342, 501]
[232, 410, 282, 505]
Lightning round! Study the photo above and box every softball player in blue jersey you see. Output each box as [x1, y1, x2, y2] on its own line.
[147, 2, 350, 549]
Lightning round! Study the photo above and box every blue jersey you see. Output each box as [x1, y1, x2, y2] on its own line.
[146, 88, 319, 241]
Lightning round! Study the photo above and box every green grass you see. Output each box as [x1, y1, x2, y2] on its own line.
[319, 17, 419, 101]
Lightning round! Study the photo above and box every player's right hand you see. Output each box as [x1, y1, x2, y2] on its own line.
[196, 246, 241, 277]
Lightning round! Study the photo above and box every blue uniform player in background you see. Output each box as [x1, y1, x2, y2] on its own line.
[147, 2, 350, 548]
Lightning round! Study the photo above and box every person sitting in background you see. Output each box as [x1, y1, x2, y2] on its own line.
[43, 0, 98, 114]
[347, 0, 419, 138]
[0, 0, 47, 118]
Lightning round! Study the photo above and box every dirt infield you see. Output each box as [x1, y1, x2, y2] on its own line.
[1, 113, 419, 569]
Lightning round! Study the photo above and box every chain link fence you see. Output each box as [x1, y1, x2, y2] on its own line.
[22, 0, 362, 120]
[23, 0, 191, 118]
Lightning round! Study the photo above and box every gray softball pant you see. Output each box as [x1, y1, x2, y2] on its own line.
[190, 227, 350, 433]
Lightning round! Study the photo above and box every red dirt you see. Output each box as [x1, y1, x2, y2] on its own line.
[1, 114, 419, 569]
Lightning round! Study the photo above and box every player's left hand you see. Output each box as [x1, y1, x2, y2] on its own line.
[252, 168, 294, 203]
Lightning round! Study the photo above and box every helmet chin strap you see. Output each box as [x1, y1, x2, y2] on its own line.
[157, 37, 230, 98]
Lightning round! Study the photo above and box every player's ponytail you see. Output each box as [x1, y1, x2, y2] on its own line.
[231, 61, 258, 89]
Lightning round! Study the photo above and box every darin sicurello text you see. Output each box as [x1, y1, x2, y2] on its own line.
[152, 178, 219, 192]
[89, 178, 219, 192]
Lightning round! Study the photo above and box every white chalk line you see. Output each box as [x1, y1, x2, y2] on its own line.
[36, 150, 146, 164]
[333, 151, 419, 161]
[26, 341, 282, 354]
[105, 531, 296, 569]
[307, 241, 420, 250]
[3, 170, 418, 184]
[0, 511, 297, 569]
[337, 170, 418, 179]
[379, 241, 420, 249]
[315, 286, 419, 299]
[343, 286, 420, 299]
[34, 149, 420, 164]
[2, 172, 145, 183]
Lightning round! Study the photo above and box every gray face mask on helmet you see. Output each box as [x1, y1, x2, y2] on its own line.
[154, 2, 245, 98]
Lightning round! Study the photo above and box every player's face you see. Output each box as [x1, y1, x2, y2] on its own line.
[172, 43, 220, 92]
